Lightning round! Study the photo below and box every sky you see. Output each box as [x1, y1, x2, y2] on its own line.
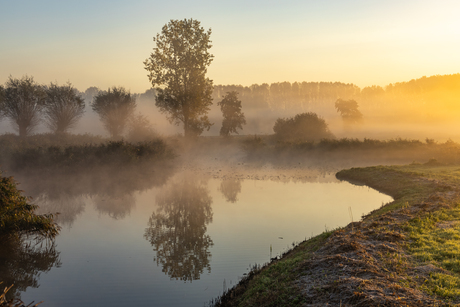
[1, 0, 460, 93]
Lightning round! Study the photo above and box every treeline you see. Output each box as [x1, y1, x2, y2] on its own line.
[0, 76, 156, 139]
[3, 73, 460, 138]
[212, 74, 460, 121]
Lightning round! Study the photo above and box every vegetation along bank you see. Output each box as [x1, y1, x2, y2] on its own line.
[212, 162, 460, 306]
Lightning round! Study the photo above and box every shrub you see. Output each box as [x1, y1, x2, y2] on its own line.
[0, 171, 59, 238]
[273, 112, 334, 143]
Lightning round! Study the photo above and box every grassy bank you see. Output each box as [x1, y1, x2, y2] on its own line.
[0, 133, 174, 172]
[212, 163, 460, 306]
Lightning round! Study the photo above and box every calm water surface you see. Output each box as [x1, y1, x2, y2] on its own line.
[12, 170, 392, 306]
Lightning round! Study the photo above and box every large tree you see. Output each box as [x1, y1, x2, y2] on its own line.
[144, 19, 214, 137]
[218, 91, 246, 136]
[43, 82, 85, 134]
[2, 76, 46, 137]
[92, 87, 136, 138]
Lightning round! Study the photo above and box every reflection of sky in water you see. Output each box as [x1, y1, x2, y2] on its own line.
[21, 172, 392, 307]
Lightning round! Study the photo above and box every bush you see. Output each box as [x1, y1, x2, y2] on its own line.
[0, 171, 59, 238]
[273, 112, 334, 143]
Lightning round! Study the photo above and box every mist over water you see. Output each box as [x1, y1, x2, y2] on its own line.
[10, 166, 391, 307]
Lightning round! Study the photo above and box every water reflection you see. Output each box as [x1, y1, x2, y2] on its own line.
[144, 175, 214, 281]
[93, 193, 136, 220]
[11, 163, 176, 225]
[0, 236, 61, 301]
[218, 178, 242, 203]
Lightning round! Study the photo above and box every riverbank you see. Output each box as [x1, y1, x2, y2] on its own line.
[211, 162, 460, 306]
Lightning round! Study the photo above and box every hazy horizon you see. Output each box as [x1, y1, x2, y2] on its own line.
[1, 0, 460, 93]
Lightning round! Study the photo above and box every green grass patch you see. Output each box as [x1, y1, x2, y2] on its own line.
[214, 230, 333, 307]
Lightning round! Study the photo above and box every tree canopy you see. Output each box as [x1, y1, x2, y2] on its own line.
[92, 87, 136, 138]
[218, 91, 246, 136]
[144, 18, 214, 137]
[44, 82, 85, 134]
[2, 76, 46, 137]
[335, 98, 363, 126]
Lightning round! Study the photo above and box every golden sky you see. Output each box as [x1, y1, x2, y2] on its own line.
[1, 0, 459, 93]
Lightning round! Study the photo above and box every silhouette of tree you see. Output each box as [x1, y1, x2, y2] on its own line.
[144, 19, 214, 137]
[82, 86, 100, 103]
[273, 112, 334, 142]
[92, 87, 136, 138]
[43, 82, 85, 134]
[144, 177, 213, 281]
[2, 76, 46, 137]
[218, 178, 242, 203]
[218, 91, 246, 136]
[335, 99, 363, 127]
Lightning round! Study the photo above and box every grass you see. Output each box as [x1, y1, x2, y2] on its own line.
[338, 164, 460, 302]
[0, 133, 174, 172]
[212, 230, 333, 307]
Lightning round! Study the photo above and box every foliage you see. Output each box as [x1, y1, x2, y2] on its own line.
[0, 171, 59, 238]
[218, 91, 246, 136]
[92, 87, 136, 138]
[334, 98, 363, 126]
[273, 112, 334, 142]
[2, 76, 46, 137]
[144, 18, 214, 137]
[43, 82, 85, 133]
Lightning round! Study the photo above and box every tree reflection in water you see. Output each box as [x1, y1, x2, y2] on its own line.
[0, 236, 61, 301]
[218, 178, 242, 203]
[93, 193, 136, 220]
[144, 176, 213, 281]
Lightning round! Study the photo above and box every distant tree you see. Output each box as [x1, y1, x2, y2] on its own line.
[334, 99, 363, 127]
[273, 112, 334, 142]
[82, 86, 100, 103]
[2, 76, 46, 137]
[218, 91, 246, 136]
[126, 113, 157, 142]
[43, 82, 85, 134]
[144, 19, 214, 137]
[92, 87, 136, 138]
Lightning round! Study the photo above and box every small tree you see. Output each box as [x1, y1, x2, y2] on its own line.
[2, 76, 46, 137]
[335, 99, 363, 127]
[92, 87, 136, 138]
[273, 112, 334, 142]
[144, 19, 214, 137]
[44, 82, 85, 134]
[218, 91, 246, 136]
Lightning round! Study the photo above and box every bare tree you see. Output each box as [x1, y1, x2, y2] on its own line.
[43, 82, 85, 134]
[92, 87, 136, 138]
[2, 76, 46, 137]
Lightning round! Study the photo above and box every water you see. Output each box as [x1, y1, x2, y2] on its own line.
[5, 169, 392, 306]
